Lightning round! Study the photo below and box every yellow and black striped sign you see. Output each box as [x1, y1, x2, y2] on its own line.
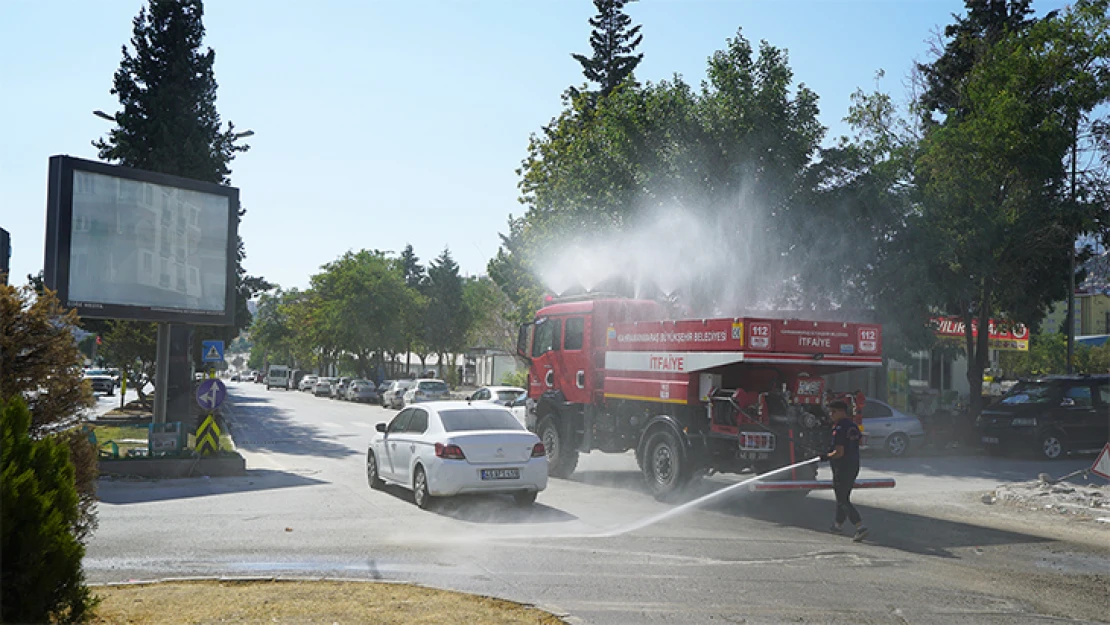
[196, 414, 221, 455]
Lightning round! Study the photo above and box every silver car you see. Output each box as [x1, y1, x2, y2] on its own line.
[403, 379, 452, 405]
[299, 375, 318, 392]
[314, 377, 336, 397]
[863, 397, 926, 457]
[386, 379, 416, 409]
[346, 379, 379, 403]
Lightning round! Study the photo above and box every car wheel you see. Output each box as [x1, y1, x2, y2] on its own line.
[642, 428, 690, 502]
[513, 491, 537, 506]
[366, 451, 384, 490]
[1038, 431, 1067, 460]
[885, 433, 910, 457]
[538, 416, 578, 479]
[413, 465, 434, 509]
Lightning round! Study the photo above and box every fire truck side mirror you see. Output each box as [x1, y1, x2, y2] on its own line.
[517, 323, 534, 363]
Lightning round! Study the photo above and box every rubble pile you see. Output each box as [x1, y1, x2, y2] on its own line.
[984, 478, 1109, 523]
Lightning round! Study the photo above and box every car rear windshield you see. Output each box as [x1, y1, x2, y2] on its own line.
[496, 390, 523, 402]
[439, 409, 525, 432]
[419, 381, 449, 392]
[1000, 382, 1057, 405]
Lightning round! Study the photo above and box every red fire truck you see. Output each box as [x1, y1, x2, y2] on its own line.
[516, 297, 896, 500]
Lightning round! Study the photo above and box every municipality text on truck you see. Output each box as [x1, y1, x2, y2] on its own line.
[516, 297, 896, 500]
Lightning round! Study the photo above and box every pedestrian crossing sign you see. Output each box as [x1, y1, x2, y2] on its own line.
[202, 340, 225, 363]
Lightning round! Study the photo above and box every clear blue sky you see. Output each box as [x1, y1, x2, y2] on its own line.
[0, 0, 1070, 291]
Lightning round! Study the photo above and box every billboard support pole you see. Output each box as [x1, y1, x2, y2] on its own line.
[154, 322, 171, 424]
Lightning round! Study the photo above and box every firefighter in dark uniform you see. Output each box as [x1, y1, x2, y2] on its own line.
[820, 400, 869, 542]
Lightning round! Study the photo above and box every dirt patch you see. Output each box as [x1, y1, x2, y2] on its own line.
[91, 579, 567, 624]
[104, 398, 154, 418]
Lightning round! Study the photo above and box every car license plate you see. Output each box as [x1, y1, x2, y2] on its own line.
[982, 436, 999, 444]
[480, 468, 520, 480]
[738, 451, 770, 461]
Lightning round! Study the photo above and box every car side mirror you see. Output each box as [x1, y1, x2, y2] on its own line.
[376, 423, 387, 433]
[1060, 397, 1076, 407]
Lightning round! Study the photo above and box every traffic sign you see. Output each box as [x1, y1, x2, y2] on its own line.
[195, 378, 227, 412]
[195, 414, 221, 455]
[1091, 443, 1110, 481]
[202, 340, 225, 363]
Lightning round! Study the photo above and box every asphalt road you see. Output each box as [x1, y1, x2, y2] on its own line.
[85, 382, 1110, 624]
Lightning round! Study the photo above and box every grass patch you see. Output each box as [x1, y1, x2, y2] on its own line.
[91, 580, 566, 624]
[90, 424, 150, 458]
[91, 425, 235, 457]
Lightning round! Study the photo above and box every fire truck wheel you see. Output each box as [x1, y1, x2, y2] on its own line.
[538, 416, 579, 479]
[642, 429, 689, 501]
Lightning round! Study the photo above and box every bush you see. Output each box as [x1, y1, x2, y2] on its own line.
[1, 397, 98, 624]
[500, 368, 528, 388]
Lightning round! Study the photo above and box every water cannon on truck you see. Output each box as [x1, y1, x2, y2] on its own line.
[516, 296, 896, 500]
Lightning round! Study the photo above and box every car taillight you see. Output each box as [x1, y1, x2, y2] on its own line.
[531, 443, 546, 458]
[435, 443, 466, 460]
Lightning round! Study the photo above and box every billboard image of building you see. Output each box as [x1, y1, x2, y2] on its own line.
[45, 156, 238, 325]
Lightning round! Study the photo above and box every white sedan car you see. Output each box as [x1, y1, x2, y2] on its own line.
[466, 386, 525, 406]
[366, 401, 548, 508]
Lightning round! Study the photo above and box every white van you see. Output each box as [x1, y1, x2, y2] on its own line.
[266, 365, 290, 390]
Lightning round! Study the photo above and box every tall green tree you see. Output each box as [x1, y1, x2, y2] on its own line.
[912, 0, 1110, 414]
[916, 0, 1036, 124]
[93, 0, 267, 354]
[494, 29, 825, 316]
[424, 248, 469, 379]
[571, 0, 644, 97]
[463, 276, 519, 353]
[399, 244, 426, 289]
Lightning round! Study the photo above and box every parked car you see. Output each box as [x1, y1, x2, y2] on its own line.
[509, 393, 531, 427]
[862, 397, 926, 457]
[299, 375, 318, 392]
[332, 377, 353, 400]
[230, 372, 241, 382]
[377, 380, 395, 406]
[253, 371, 265, 383]
[346, 379, 379, 403]
[83, 369, 115, 396]
[314, 377, 336, 397]
[365, 401, 548, 508]
[976, 375, 1110, 460]
[385, 380, 416, 409]
[403, 379, 451, 405]
[467, 386, 525, 406]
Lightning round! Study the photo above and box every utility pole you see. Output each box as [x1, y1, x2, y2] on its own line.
[1066, 119, 1078, 374]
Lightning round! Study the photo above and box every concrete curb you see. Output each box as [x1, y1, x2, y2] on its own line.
[98, 453, 246, 478]
[88, 575, 580, 623]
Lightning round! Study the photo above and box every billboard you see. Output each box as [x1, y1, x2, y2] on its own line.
[43, 156, 238, 325]
[932, 316, 1029, 351]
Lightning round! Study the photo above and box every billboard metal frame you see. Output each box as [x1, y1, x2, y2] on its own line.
[44, 155, 239, 326]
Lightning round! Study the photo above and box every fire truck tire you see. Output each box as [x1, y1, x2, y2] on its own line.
[642, 429, 690, 502]
[538, 416, 578, 479]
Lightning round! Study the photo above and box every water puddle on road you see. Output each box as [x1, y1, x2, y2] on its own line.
[580, 457, 822, 539]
